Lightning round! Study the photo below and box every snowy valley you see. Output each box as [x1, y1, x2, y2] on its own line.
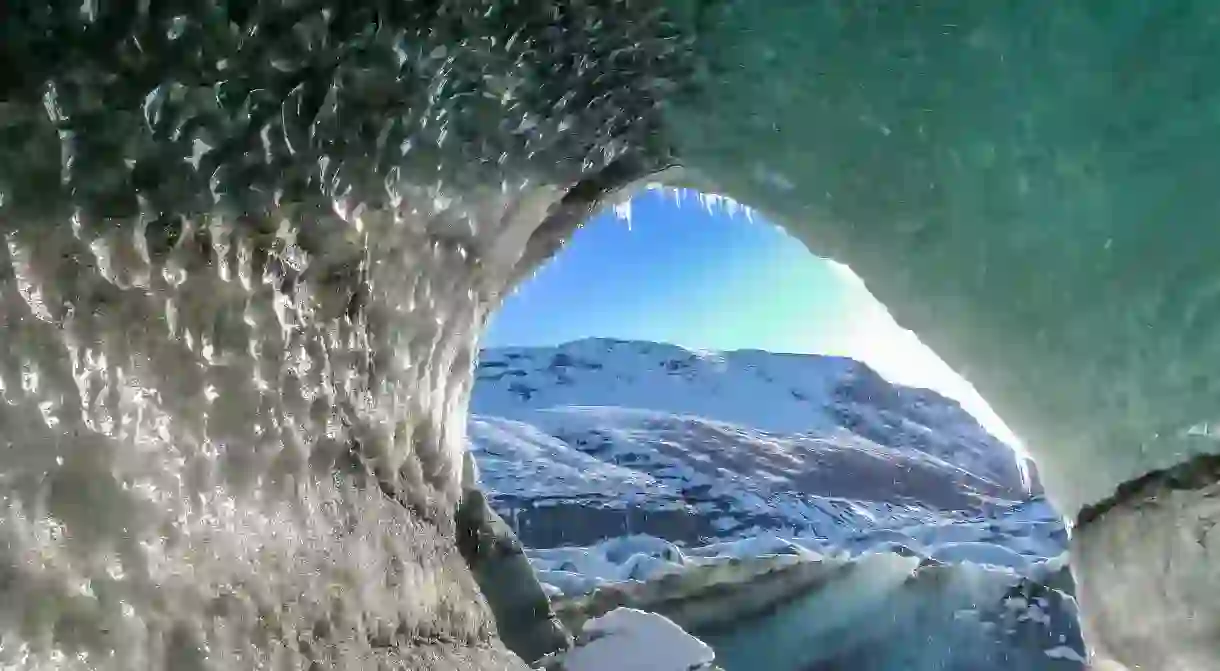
[468, 339, 1085, 670]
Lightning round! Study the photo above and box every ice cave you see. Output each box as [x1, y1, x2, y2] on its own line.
[1, 2, 1219, 670]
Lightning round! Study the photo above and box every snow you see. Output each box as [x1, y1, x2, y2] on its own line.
[477, 338, 1008, 445]
[474, 403, 1019, 546]
[470, 341, 1034, 500]
[473, 339, 851, 436]
[559, 608, 715, 671]
[472, 339, 1026, 493]
[468, 416, 660, 502]
[684, 534, 823, 562]
[529, 535, 694, 591]
[930, 542, 1031, 572]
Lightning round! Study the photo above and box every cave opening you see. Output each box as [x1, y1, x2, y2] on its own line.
[467, 186, 1058, 562]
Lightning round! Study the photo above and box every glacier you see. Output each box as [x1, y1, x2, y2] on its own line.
[2, 2, 1220, 670]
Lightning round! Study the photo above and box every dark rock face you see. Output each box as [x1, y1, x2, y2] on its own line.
[456, 488, 572, 665]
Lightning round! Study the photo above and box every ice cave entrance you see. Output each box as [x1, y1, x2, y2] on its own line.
[467, 186, 1051, 556]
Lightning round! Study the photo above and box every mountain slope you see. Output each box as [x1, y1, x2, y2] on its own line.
[469, 338, 1043, 548]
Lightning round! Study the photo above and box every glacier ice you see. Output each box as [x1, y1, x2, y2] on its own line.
[537, 535, 1082, 671]
[2, 2, 1220, 670]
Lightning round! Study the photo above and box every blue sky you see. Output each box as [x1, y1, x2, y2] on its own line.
[485, 187, 1018, 445]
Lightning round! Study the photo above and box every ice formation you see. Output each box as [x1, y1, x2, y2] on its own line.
[2, 2, 1220, 670]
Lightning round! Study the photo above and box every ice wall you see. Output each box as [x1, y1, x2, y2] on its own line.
[0, 3, 683, 669]
[662, 7, 1220, 666]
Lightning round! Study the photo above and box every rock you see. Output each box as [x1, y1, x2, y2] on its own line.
[457, 486, 573, 664]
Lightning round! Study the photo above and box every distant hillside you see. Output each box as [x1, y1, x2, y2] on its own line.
[468, 338, 1041, 548]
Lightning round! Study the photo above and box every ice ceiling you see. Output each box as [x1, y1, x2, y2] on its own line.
[0, 2, 1218, 669]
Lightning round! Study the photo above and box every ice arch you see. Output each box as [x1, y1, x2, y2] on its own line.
[0, 2, 1217, 670]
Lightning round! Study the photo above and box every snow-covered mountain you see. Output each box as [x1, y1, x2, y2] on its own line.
[469, 338, 1048, 549]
